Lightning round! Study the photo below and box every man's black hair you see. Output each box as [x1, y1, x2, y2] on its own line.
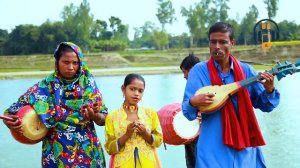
[208, 22, 234, 40]
[180, 53, 200, 71]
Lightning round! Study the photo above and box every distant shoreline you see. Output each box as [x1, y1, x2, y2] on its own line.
[0, 66, 181, 80]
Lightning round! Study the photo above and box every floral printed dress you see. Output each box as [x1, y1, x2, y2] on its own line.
[4, 42, 107, 168]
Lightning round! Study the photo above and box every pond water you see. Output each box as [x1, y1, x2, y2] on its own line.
[0, 73, 299, 168]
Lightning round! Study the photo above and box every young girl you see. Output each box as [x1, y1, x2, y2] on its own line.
[104, 73, 162, 168]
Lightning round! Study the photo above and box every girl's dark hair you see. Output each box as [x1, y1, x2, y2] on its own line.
[123, 73, 145, 87]
[54, 43, 76, 61]
[180, 53, 200, 71]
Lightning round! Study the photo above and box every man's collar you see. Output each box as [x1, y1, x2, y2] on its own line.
[213, 58, 234, 72]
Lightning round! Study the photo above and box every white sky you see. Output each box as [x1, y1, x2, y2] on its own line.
[1, 0, 298, 39]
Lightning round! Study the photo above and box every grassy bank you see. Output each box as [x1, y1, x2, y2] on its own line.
[0, 66, 181, 79]
[0, 43, 299, 79]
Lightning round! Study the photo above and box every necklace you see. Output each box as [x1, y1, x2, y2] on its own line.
[123, 103, 138, 113]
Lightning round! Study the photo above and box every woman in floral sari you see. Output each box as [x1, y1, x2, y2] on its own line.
[3, 42, 107, 168]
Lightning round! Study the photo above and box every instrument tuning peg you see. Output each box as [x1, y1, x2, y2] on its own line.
[289, 69, 295, 74]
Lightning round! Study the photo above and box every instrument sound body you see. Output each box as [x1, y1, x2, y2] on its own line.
[158, 103, 200, 145]
[196, 60, 300, 113]
[2, 105, 48, 144]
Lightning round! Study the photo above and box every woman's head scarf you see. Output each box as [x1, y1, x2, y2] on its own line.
[6, 42, 107, 130]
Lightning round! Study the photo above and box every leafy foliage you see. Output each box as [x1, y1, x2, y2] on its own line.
[156, 0, 176, 31]
[1, 0, 300, 55]
[264, 0, 279, 19]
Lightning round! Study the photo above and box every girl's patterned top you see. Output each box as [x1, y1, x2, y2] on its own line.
[105, 106, 162, 167]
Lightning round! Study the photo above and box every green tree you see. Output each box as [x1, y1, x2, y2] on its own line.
[91, 19, 112, 40]
[132, 21, 157, 48]
[206, 0, 229, 25]
[5, 25, 40, 54]
[181, 1, 209, 47]
[277, 20, 300, 40]
[226, 19, 241, 44]
[109, 16, 129, 42]
[0, 29, 8, 55]
[131, 27, 143, 48]
[61, 0, 93, 50]
[151, 30, 168, 50]
[217, 0, 230, 22]
[264, 0, 279, 19]
[61, 3, 77, 41]
[90, 16, 129, 51]
[239, 5, 259, 45]
[156, 0, 176, 31]
[37, 21, 68, 53]
[168, 33, 190, 48]
[77, 0, 94, 50]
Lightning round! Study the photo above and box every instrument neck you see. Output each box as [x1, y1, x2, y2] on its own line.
[239, 69, 274, 88]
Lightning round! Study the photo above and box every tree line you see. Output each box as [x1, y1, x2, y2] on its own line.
[0, 0, 299, 55]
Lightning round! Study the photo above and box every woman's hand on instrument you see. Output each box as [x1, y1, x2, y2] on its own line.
[190, 93, 215, 107]
[259, 72, 275, 93]
[3, 115, 22, 133]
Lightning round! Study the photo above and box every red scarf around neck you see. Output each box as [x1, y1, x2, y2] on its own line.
[207, 54, 265, 150]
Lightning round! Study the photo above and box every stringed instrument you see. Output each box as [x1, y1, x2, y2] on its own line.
[195, 60, 300, 113]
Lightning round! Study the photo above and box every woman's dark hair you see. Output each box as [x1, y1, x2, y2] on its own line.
[180, 53, 200, 71]
[208, 22, 234, 40]
[123, 73, 145, 87]
[54, 43, 77, 61]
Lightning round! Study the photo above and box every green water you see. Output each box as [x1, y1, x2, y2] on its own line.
[0, 73, 299, 168]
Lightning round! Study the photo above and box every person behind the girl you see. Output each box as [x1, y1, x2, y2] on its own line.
[104, 73, 162, 168]
[180, 53, 200, 168]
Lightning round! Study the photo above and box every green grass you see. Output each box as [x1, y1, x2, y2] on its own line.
[0, 68, 52, 72]
[130, 63, 174, 67]
[272, 40, 300, 45]
[252, 64, 275, 70]
[0, 43, 299, 74]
